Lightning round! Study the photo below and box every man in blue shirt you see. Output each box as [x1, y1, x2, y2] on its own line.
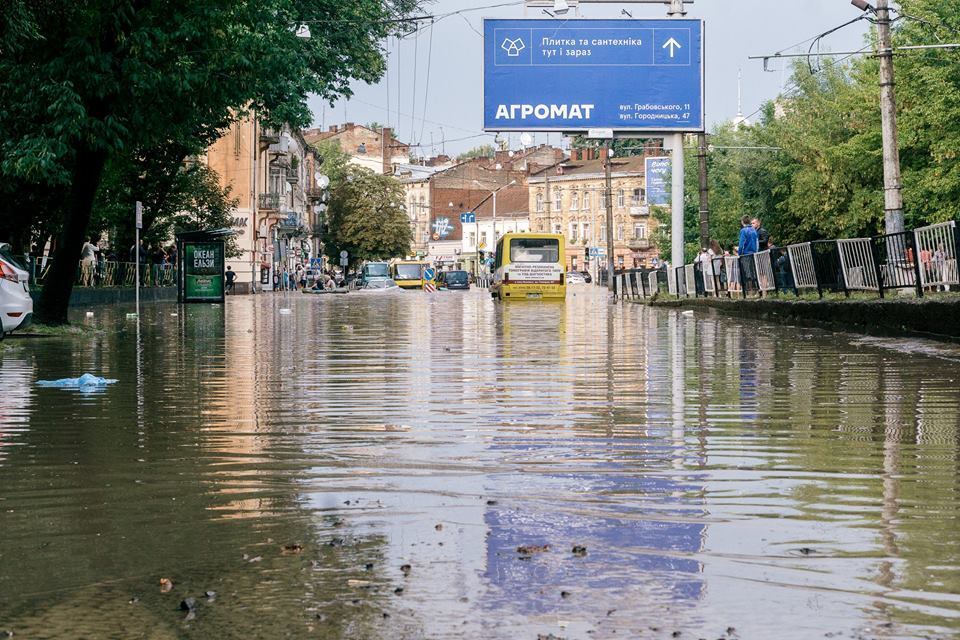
[738, 216, 759, 293]
[738, 216, 758, 256]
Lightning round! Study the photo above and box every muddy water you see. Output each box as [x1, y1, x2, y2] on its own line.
[1, 288, 959, 639]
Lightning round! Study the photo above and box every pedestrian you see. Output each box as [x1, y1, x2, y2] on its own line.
[225, 265, 236, 294]
[752, 218, 770, 251]
[738, 216, 758, 293]
[933, 244, 947, 291]
[80, 235, 99, 286]
[281, 269, 290, 291]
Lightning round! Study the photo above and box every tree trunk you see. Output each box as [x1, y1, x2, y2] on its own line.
[34, 145, 108, 325]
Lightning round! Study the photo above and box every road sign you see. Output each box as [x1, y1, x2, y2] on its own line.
[460, 212, 476, 224]
[423, 268, 436, 281]
[484, 18, 704, 132]
[310, 258, 323, 269]
[587, 128, 614, 139]
[424, 281, 436, 293]
[340, 250, 349, 259]
[339, 257, 348, 267]
[646, 157, 671, 206]
[135, 201, 143, 229]
[590, 247, 606, 257]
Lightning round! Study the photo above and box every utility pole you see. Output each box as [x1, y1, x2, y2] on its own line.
[544, 172, 552, 233]
[604, 140, 615, 292]
[876, 0, 904, 234]
[697, 132, 710, 249]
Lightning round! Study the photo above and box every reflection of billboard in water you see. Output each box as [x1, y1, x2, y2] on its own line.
[482, 465, 706, 615]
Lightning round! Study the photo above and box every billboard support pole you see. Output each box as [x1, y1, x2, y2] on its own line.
[669, 0, 687, 268]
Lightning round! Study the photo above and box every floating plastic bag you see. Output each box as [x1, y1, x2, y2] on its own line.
[37, 373, 118, 388]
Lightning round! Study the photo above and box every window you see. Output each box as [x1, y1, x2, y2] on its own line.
[634, 223, 647, 239]
[571, 257, 578, 270]
[571, 191, 579, 210]
[481, 232, 488, 247]
[583, 191, 591, 211]
[469, 232, 476, 247]
[618, 255, 625, 267]
[632, 188, 644, 205]
[582, 223, 591, 244]
[553, 188, 561, 211]
[553, 223, 562, 235]
[600, 224, 606, 241]
[617, 189, 625, 208]
[616, 224, 624, 241]
[510, 237, 560, 263]
[569, 222, 578, 242]
[600, 190, 607, 210]
[536, 192, 544, 212]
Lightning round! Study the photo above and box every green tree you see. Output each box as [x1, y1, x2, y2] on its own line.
[0, 0, 421, 324]
[456, 144, 496, 161]
[321, 166, 411, 268]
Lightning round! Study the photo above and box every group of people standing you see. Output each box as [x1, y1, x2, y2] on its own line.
[78, 236, 178, 286]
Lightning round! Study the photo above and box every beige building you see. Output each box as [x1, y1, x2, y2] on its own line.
[529, 148, 660, 275]
[303, 123, 409, 175]
[204, 116, 321, 292]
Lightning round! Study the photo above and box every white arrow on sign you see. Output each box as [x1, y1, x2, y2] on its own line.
[663, 37, 682, 58]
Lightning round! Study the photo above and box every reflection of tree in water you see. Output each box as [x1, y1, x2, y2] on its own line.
[0, 304, 398, 638]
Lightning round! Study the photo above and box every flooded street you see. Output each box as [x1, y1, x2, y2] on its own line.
[2, 287, 960, 639]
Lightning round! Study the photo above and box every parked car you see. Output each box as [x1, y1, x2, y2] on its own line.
[566, 271, 587, 285]
[0, 244, 32, 337]
[579, 270, 593, 284]
[438, 270, 470, 290]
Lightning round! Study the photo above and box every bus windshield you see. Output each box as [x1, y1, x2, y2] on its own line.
[363, 263, 390, 278]
[394, 264, 422, 280]
[509, 238, 560, 263]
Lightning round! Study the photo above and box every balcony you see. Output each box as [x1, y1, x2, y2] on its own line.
[629, 237, 652, 250]
[258, 193, 281, 211]
[259, 128, 280, 150]
[629, 205, 651, 217]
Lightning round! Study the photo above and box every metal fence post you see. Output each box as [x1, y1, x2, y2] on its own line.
[870, 237, 885, 299]
[910, 230, 924, 298]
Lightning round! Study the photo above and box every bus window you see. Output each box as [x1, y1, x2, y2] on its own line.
[509, 237, 560, 263]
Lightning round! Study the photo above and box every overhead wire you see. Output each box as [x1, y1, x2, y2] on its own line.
[418, 19, 435, 147]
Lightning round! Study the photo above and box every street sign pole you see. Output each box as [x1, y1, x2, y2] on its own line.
[604, 141, 615, 292]
[670, 0, 687, 269]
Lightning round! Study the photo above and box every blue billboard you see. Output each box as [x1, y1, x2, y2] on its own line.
[484, 19, 704, 132]
[646, 156, 672, 206]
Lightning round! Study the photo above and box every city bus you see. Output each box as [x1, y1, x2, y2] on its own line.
[490, 233, 566, 301]
[390, 260, 430, 289]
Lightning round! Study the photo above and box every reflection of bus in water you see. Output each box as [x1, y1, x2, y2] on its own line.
[391, 260, 429, 289]
[358, 261, 391, 287]
[490, 233, 566, 301]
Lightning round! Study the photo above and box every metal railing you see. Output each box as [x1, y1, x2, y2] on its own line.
[20, 257, 177, 289]
[661, 220, 960, 302]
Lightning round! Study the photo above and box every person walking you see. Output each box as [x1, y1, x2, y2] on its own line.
[225, 266, 237, 294]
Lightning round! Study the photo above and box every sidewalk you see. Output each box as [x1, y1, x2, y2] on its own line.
[635, 294, 960, 342]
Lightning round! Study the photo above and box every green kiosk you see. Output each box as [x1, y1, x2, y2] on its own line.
[176, 228, 235, 303]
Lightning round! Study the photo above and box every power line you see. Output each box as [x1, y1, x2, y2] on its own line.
[418, 20, 435, 147]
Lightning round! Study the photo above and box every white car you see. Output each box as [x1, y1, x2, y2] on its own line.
[565, 271, 587, 285]
[0, 244, 32, 337]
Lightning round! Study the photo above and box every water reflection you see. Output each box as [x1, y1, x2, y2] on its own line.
[0, 291, 958, 638]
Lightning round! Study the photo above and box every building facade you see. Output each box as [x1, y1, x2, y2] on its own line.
[528, 148, 661, 277]
[205, 116, 320, 292]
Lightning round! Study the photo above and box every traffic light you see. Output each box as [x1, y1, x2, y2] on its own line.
[478, 250, 485, 261]
[584, 247, 590, 261]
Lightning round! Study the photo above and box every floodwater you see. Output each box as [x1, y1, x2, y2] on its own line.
[2, 287, 960, 639]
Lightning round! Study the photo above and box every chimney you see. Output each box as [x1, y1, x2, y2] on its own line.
[599, 147, 609, 161]
[381, 126, 392, 174]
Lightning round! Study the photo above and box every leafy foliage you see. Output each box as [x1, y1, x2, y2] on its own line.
[321, 166, 412, 268]
[456, 144, 496, 161]
[0, 0, 422, 322]
[655, 0, 960, 264]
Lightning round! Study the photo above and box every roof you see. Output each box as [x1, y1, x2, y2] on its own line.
[528, 156, 647, 183]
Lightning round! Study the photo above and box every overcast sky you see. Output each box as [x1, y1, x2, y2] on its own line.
[307, 0, 870, 157]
